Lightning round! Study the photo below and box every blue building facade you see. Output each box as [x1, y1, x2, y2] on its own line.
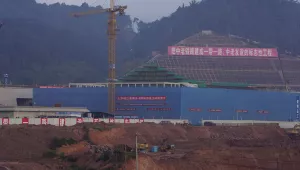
[33, 87, 299, 124]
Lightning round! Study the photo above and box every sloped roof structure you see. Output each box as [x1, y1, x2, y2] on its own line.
[148, 31, 300, 91]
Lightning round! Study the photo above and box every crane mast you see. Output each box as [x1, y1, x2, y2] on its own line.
[71, 0, 127, 114]
[108, 1, 117, 114]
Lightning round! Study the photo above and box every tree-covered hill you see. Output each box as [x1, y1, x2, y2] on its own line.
[0, 0, 134, 85]
[1, 0, 300, 85]
[132, 0, 300, 59]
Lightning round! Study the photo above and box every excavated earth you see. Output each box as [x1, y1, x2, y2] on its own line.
[0, 123, 300, 170]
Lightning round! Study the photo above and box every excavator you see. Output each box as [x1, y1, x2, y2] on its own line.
[137, 143, 149, 151]
[286, 124, 300, 139]
[159, 138, 175, 153]
[160, 144, 175, 153]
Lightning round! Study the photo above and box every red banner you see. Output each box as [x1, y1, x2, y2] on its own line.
[109, 118, 115, 123]
[41, 118, 48, 125]
[2, 118, 9, 125]
[59, 118, 65, 126]
[189, 108, 202, 112]
[124, 118, 130, 124]
[236, 110, 248, 113]
[93, 118, 100, 123]
[117, 96, 166, 100]
[22, 117, 29, 124]
[76, 118, 83, 124]
[168, 46, 278, 57]
[257, 110, 269, 114]
[208, 109, 222, 112]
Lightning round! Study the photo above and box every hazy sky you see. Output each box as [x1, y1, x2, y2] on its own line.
[36, 0, 192, 22]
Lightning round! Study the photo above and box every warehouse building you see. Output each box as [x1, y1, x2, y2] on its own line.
[0, 106, 89, 118]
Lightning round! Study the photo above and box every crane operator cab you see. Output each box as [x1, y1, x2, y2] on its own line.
[118, 6, 127, 16]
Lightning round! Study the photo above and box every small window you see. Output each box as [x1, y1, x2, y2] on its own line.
[17, 98, 33, 106]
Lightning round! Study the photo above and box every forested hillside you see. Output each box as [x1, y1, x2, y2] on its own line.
[133, 0, 300, 59]
[0, 0, 134, 84]
[1, 0, 300, 85]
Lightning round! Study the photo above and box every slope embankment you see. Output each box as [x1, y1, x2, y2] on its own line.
[0, 123, 299, 170]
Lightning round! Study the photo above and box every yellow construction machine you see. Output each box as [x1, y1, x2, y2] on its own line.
[137, 143, 149, 151]
[287, 124, 300, 139]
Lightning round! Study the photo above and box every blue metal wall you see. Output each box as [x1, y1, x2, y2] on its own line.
[181, 88, 297, 124]
[33, 88, 181, 119]
[33, 87, 298, 124]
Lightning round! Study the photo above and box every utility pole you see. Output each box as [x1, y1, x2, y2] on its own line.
[135, 133, 139, 170]
[71, 0, 127, 115]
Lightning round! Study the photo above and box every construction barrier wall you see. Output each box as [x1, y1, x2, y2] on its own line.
[0, 117, 188, 126]
[181, 88, 297, 124]
[31, 88, 299, 124]
[33, 88, 182, 119]
[201, 120, 299, 129]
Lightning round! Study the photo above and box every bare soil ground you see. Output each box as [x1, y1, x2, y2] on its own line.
[0, 123, 300, 170]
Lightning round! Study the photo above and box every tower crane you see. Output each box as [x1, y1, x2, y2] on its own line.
[71, 1, 127, 114]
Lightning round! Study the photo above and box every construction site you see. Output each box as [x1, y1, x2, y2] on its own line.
[1, 0, 300, 170]
[0, 122, 300, 170]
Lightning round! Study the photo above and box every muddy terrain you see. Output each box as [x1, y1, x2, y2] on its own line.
[0, 123, 299, 170]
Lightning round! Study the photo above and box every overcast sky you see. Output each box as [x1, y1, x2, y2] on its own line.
[36, 0, 193, 22]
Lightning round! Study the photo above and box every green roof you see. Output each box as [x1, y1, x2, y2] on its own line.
[120, 64, 260, 89]
[120, 64, 187, 82]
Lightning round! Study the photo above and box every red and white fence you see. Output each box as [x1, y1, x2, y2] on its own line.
[0, 117, 187, 126]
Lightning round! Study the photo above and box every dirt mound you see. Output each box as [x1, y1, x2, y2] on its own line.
[180, 147, 300, 170]
[194, 126, 287, 140]
[0, 123, 299, 170]
[87, 124, 288, 148]
[88, 124, 189, 147]
[89, 128, 127, 147]
[57, 141, 89, 156]
[0, 161, 62, 170]
[122, 147, 300, 170]
[124, 154, 163, 170]
[0, 125, 78, 160]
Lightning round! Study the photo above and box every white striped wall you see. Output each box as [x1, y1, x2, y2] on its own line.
[202, 120, 299, 129]
[0, 117, 188, 126]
